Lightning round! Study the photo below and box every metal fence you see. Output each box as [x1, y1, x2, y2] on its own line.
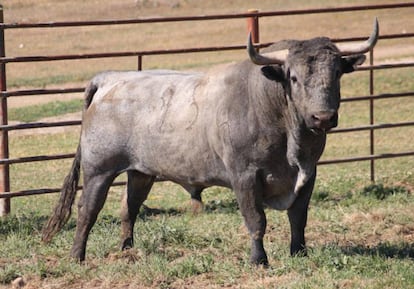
[0, 2, 413, 215]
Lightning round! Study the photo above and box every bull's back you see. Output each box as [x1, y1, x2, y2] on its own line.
[81, 70, 229, 186]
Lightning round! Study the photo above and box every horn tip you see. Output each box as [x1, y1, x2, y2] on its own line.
[374, 17, 379, 32]
[370, 17, 379, 47]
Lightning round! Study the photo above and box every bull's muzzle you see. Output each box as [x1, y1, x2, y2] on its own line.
[311, 111, 338, 132]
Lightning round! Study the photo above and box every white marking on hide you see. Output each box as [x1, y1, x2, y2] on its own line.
[294, 167, 310, 195]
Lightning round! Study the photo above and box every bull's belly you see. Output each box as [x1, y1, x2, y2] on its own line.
[129, 142, 231, 188]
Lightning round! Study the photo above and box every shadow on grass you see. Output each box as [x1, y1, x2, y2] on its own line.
[139, 204, 184, 219]
[341, 242, 414, 259]
[139, 198, 239, 218]
[204, 198, 239, 214]
[359, 183, 410, 200]
[312, 183, 411, 204]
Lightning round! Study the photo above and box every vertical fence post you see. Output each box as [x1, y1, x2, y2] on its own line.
[137, 54, 142, 71]
[247, 9, 260, 46]
[369, 48, 375, 182]
[0, 5, 10, 216]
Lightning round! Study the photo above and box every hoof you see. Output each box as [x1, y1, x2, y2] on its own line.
[121, 237, 134, 251]
[250, 256, 269, 267]
[70, 252, 85, 263]
[250, 251, 269, 267]
[290, 245, 308, 257]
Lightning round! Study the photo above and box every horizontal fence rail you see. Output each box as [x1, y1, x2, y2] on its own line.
[2, 2, 414, 29]
[0, 90, 412, 133]
[2, 35, 414, 65]
[0, 3, 413, 212]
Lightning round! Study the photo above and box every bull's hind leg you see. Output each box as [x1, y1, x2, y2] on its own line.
[120, 170, 154, 250]
[70, 171, 116, 261]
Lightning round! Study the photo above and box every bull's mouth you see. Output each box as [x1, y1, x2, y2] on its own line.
[308, 121, 338, 135]
[309, 121, 338, 135]
[310, 127, 327, 135]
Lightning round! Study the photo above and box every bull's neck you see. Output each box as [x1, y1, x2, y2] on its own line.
[249, 74, 287, 131]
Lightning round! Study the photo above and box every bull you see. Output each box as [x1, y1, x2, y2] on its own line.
[42, 19, 378, 265]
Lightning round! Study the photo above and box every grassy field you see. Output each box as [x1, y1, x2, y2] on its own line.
[1, 0, 414, 288]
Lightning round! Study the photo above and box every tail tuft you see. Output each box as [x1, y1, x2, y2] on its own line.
[42, 146, 81, 243]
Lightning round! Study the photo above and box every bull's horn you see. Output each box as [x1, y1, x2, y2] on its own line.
[247, 32, 287, 65]
[337, 18, 379, 55]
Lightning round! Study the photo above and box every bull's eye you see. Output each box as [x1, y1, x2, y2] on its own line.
[290, 75, 298, 83]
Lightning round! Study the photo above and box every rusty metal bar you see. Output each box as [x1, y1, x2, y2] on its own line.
[1, 150, 413, 199]
[0, 44, 247, 64]
[318, 151, 414, 166]
[1, 87, 84, 97]
[0, 187, 61, 198]
[329, 121, 414, 134]
[1, 149, 413, 199]
[333, 32, 414, 43]
[2, 35, 413, 66]
[0, 119, 411, 135]
[2, 2, 414, 30]
[0, 120, 81, 131]
[137, 55, 142, 71]
[2, 86, 413, 102]
[0, 120, 410, 166]
[247, 9, 260, 45]
[341, 91, 414, 102]
[1, 118, 412, 134]
[369, 49, 375, 182]
[0, 153, 74, 165]
[358, 61, 414, 71]
[0, 181, 127, 199]
[0, 5, 9, 215]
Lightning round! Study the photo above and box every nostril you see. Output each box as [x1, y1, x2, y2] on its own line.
[312, 115, 322, 126]
[313, 112, 335, 121]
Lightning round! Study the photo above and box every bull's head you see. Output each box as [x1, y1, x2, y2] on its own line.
[247, 18, 379, 134]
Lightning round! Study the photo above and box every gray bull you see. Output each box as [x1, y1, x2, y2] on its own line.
[42, 20, 378, 265]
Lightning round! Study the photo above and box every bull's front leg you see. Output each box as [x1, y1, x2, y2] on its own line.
[233, 169, 268, 266]
[287, 170, 316, 256]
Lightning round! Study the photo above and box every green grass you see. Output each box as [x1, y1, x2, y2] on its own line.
[1, 183, 413, 288]
[8, 99, 83, 123]
[8, 73, 93, 89]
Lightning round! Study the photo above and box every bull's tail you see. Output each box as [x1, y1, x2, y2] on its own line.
[41, 82, 98, 243]
[41, 145, 81, 242]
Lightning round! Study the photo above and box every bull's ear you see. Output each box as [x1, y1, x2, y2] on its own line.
[341, 55, 366, 73]
[261, 65, 285, 82]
